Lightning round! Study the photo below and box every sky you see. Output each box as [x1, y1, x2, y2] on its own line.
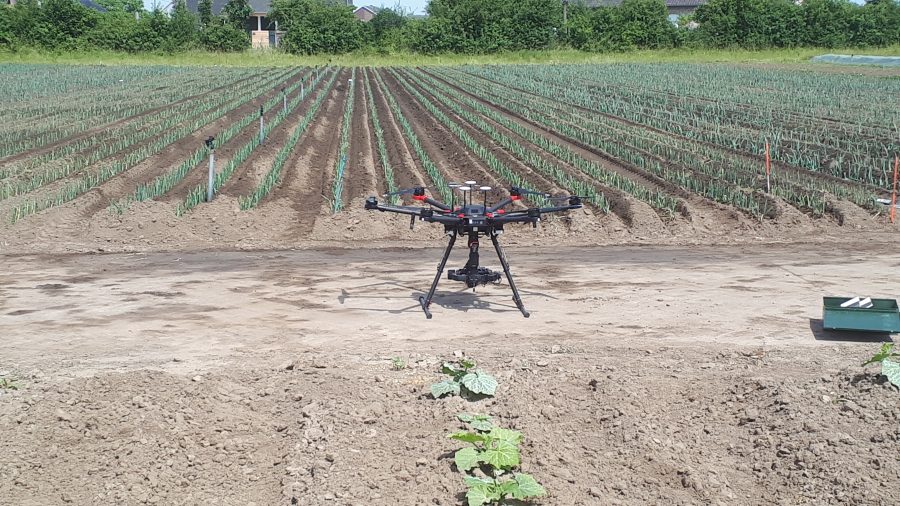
[143, 0, 430, 14]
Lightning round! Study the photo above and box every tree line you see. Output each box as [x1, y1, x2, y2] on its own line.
[0, 0, 898, 54]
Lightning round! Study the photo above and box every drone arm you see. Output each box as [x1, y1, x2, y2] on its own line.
[487, 197, 515, 213]
[365, 197, 426, 217]
[490, 202, 582, 224]
[423, 197, 451, 211]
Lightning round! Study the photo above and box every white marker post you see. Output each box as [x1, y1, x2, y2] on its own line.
[282, 87, 287, 114]
[205, 136, 216, 202]
[259, 105, 265, 145]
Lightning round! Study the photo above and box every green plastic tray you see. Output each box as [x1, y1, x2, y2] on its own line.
[822, 297, 900, 333]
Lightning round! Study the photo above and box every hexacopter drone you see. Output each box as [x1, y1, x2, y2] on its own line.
[365, 182, 584, 318]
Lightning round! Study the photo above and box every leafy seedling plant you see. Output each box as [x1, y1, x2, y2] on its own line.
[449, 425, 546, 505]
[0, 377, 18, 390]
[863, 343, 900, 388]
[391, 357, 407, 371]
[458, 413, 493, 432]
[431, 358, 497, 399]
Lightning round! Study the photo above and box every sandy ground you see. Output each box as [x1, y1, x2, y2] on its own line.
[1, 243, 898, 505]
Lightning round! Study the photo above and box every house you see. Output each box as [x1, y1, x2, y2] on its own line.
[186, 0, 354, 48]
[353, 5, 379, 21]
[582, 0, 706, 16]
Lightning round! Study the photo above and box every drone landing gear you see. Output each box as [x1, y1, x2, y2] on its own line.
[419, 231, 530, 319]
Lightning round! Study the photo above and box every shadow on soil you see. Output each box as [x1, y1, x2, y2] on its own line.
[338, 282, 555, 315]
[809, 318, 895, 343]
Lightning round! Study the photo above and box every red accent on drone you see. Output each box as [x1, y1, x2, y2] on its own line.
[510, 195, 521, 201]
[412, 195, 426, 201]
[497, 209, 506, 214]
[457, 213, 465, 218]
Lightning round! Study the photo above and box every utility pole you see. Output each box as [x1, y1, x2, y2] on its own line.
[563, 0, 569, 40]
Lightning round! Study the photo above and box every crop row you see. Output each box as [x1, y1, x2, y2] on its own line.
[362, 69, 400, 205]
[1, 66, 254, 159]
[9, 68, 306, 223]
[370, 70, 452, 204]
[239, 70, 340, 210]
[387, 70, 551, 207]
[464, 65, 897, 189]
[177, 69, 331, 215]
[0, 69, 298, 201]
[410, 69, 685, 216]
[433, 68, 779, 217]
[395, 69, 609, 212]
[445, 68, 880, 214]
[332, 69, 356, 213]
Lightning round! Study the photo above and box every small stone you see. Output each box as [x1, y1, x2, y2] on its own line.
[55, 409, 72, 422]
[589, 487, 603, 498]
[453, 350, 463, 358]
[821, 395, 832, 403]
[281, 361, 295, 371]
[536, 360, 549, 367]
[192, 376, 203, 382]
[550, 345, 562, 354]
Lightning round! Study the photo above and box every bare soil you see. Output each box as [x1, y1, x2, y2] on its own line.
[1, 244, 899, 506]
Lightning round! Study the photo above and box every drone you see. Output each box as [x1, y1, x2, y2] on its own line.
[364, 182, 585, 318]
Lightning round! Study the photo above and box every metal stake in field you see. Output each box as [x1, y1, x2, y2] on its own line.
[205, 136, 216, 203]
[259, 105, 265, 145]
[282, 87, 287, 114]
[301, 80, 305, 100]
[765, 141, 771, 193]
[891, 155, 898, 224]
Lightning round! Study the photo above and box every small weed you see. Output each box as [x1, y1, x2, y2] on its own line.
[431, 358, 497, 398]
[390, 357, 407, 371]
[863, 343, 900, 388]
[0, 377, 19, 390]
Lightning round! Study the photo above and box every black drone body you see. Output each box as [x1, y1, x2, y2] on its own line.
[365, 183, 584, 318]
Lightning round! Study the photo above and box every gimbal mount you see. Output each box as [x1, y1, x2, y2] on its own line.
[365, 183, 584, 318]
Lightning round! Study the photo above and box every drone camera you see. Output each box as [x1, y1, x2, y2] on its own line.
[365, 197, 378, 210]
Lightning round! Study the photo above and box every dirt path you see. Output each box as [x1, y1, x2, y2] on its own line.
[0, 244, 898, 505]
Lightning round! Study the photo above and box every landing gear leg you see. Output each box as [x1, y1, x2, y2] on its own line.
[419, 231, 456, 319]
[491, 232, 530, 318]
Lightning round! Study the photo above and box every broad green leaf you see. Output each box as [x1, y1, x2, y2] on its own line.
[480, 439, 520, 470]
[862, 343, 894, 366]
[431, 380, 460, 398]
[497, 477, 520, 496]
[460, 358, 477, 370]
[471, 418, 493, 432]
[512, 473, 546, 499]
[463, 476, 494, 488]
[449, 431, 486, 444]
[461, 370, 498, 396]
[457, 413, 474, 423]
[466, 487, 490, 506]
[441, 362, 458, 375]
[454, 447, 480, 471]
[882, 359, 900, 388]
[488, 427, 523, 445]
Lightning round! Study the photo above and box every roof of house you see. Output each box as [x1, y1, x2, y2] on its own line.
[78, 0, 108, 12]
[353, 5, 381, 14]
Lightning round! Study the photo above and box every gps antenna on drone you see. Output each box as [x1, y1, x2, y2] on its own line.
[365, 182, 586, 318]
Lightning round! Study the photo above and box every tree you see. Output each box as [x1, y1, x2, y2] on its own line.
[168, 0, 198, 50]
[272, 0, 366, 54]
[96, 0, 142, 13]
[222, 0, 252, 29]
[200, 18, 251, 51]
[198, 0, 213, 26]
